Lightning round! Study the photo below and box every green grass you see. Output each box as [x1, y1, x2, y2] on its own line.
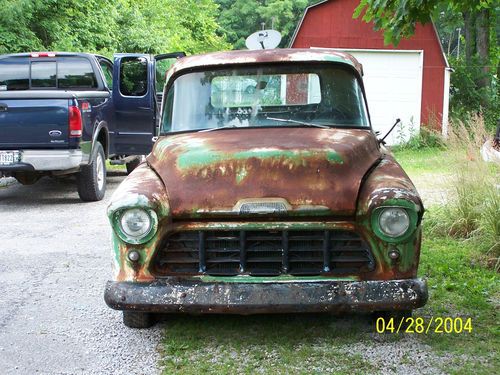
[392, 147, 454, 175]
[160, 314, 375, 374]
[106, 160, 126, 171]
[418, 236, 499, 374]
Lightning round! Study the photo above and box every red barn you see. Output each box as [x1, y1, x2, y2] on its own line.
[290, 0, 451, 144]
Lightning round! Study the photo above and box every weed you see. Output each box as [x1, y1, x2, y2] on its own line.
[423, 115, 500, 267]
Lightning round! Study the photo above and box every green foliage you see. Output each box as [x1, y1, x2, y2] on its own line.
[215, 0, 316, 49]
[394, 128, 447, 151]
[0, 0, 230, 56]
[354, 0, 495, 46]
[449, 55, 499, 131]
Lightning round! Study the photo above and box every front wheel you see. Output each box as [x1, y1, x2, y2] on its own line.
[123, 311, 154, 329]
[77, 142, 106, 202]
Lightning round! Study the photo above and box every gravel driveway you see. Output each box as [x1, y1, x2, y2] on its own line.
[0, 173, 162, 375]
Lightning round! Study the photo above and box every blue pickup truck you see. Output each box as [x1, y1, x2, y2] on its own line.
[0, 51, 184, 201]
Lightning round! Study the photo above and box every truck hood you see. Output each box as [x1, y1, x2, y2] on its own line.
[147, 127, 381, 218]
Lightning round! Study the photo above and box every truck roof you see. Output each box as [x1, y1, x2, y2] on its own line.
[166, 48, 363, 80]
[0, 52, 97, 59]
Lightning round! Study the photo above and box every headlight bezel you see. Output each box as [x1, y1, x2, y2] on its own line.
[371, 205, 418, 243]
[113, 207, 158, 245]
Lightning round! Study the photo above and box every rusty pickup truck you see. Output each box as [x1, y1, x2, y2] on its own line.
[104, 48, 428, 328]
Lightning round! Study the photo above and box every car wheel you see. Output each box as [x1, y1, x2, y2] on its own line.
[77, 142, 106, 201]
[125, 156, 143, 175]
[123, 311, 154, 329]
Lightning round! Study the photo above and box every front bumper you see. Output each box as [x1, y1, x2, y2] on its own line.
[104, 278, 428, 314]
[0, 149, 84, 171]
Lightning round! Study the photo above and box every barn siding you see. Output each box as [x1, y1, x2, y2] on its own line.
[291, 0, 447, 129]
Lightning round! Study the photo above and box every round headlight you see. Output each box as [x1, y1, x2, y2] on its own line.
[378, 207, 410, 237]
[120, 208, 152, 238]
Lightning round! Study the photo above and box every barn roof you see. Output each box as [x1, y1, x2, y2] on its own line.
[289, 0, 449, 68]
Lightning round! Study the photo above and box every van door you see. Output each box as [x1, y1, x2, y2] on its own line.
[112, 53, 185, 155]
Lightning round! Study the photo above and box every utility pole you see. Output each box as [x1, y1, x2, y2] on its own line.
[456, 28, 461, 58]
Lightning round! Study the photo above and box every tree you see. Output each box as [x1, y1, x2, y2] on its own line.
[216, 0, 316, 49]
[0, 0, 230, 55]
[354, 0, 496, 86]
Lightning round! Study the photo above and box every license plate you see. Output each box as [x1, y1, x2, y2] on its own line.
[0, 151, 20, 165]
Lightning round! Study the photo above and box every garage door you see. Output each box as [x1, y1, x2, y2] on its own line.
[336, 49, 423, 145]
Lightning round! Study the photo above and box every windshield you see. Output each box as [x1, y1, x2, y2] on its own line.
[161, 64, 369, 133]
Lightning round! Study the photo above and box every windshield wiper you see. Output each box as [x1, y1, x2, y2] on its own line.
[198, 124, 238, 133]
[266, 117, 329, 129]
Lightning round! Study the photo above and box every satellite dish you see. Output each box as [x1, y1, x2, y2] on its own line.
[245, 30, 282, 50]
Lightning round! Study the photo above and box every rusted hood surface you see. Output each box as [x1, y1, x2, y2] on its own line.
[147, 128, 381, 218]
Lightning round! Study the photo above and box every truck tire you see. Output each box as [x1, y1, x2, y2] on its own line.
[125, 157, 142, 175]
[77, 142, 106, 202]
[123, 311, 154, 329]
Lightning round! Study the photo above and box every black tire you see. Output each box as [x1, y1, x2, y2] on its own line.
[77, 142, 106, 202]
[123, 311, 154, 329]
[125, 157, 142, 175]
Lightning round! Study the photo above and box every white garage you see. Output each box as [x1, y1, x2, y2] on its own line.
[337, 49, 424, 145]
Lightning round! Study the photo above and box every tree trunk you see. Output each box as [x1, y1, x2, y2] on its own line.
[475, 8, 490, 90]
[463, 11, 476, 62]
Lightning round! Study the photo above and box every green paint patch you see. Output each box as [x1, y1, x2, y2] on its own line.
[176, 147, 343, 171]
[235, 168, 248, 184]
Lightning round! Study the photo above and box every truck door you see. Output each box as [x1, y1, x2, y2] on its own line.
[113, 53, 153, 155]
[112, 53, 185, 156]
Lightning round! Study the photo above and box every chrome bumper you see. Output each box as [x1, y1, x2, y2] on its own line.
[0, 150, 84, 171]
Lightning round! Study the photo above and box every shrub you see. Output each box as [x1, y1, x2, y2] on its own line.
[425, 115, 500, 269]
[393, 126, 446, 151]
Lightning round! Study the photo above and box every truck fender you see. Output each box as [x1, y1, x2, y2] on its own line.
[91, 121, 109, 159]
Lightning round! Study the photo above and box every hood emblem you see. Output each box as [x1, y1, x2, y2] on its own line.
[234, 198, 291, 214]
[49, 130, 62, 137]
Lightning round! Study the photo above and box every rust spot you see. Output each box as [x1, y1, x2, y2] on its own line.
[147, 127, 381, 218]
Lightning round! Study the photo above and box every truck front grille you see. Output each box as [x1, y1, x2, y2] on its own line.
[152, 230, 375, 277]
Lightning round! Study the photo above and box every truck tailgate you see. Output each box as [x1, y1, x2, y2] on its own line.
[0, 98, 69, 149]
